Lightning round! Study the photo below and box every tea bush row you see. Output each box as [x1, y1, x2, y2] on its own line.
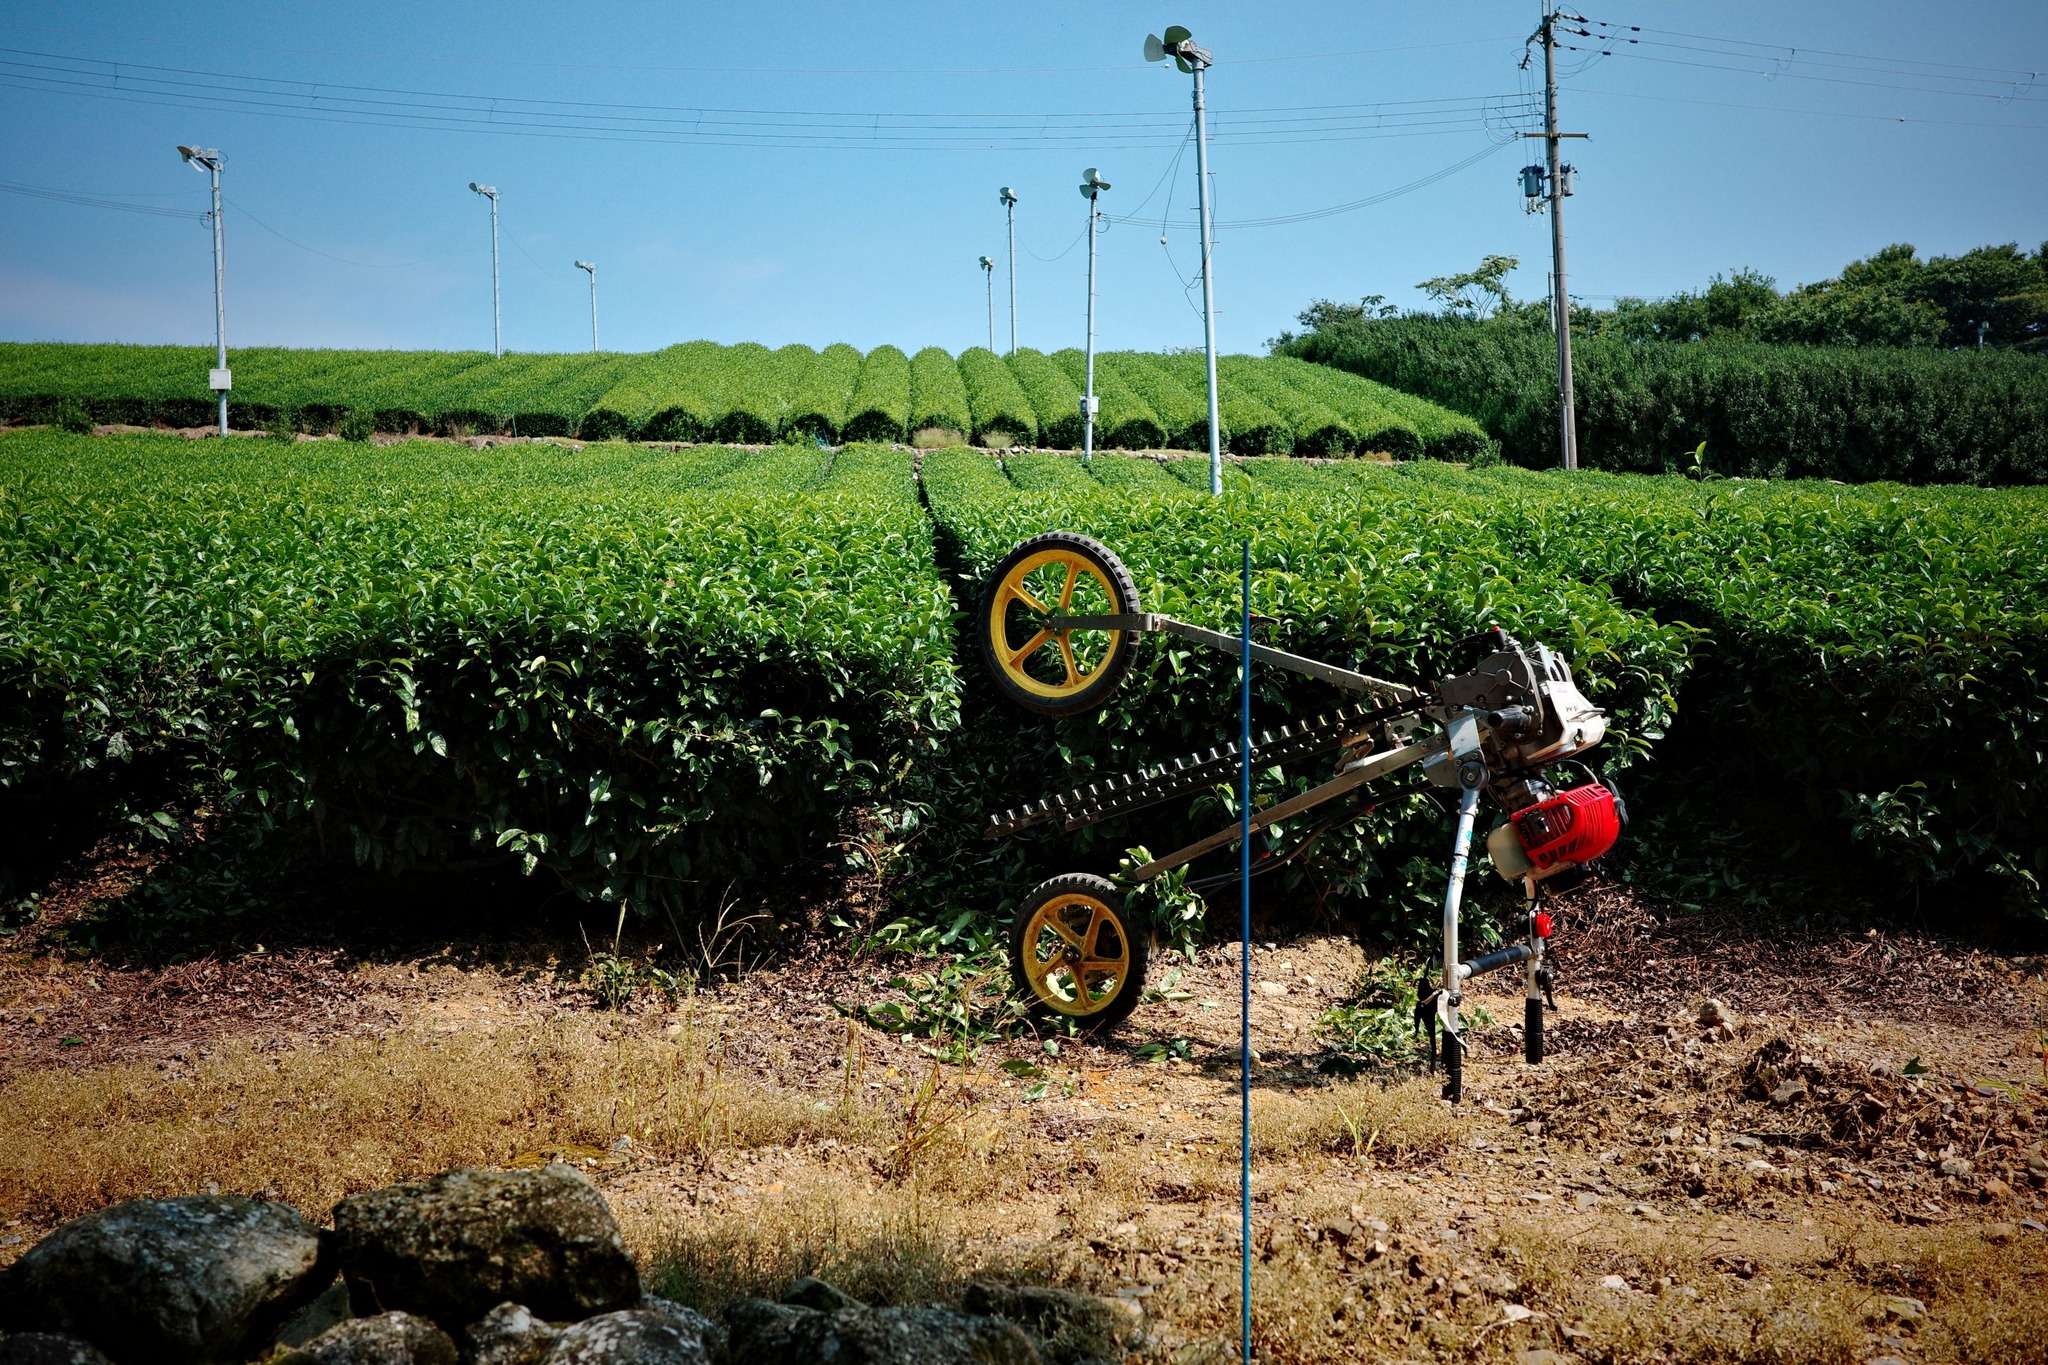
[0, 341, 1478, 457]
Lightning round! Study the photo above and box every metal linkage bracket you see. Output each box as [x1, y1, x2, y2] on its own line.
[1045, 613, 1421, 704]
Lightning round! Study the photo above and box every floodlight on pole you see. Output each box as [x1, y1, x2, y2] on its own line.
[1078, 168, 1111, 463]
[574, 260, 598, 353]
[978, 255, 996, 352]
[469, 182, 501, 358]
[999, 186, 1019, 355]
[1145, 26, 1223, 495]
[178, 145, 229, 435]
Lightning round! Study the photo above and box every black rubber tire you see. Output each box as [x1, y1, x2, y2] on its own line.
[1525, 996, 1544, 1064]
[976, 531, 1141, 718]
[1008, 872, 1150, 1033]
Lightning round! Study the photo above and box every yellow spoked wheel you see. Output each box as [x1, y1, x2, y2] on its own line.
[976, 532, 1141, 718]
[1009, 873, 1150, 1031]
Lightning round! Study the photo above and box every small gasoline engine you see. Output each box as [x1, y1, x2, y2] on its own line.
[977, 531, 1625, 1101]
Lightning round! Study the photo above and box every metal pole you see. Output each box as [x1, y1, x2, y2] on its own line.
[1191, 64, 1223, 496]
[208, 159, 226, 436]
[588, 266, 599, 353]
[1083, 192, 1099, 462]
[1006, 197, 1019, 356]
[1542, 6, 1578, 470]
[985, 261, 995, 352]
[488, 194, 502, 359]
[1238, 538, 1253, 1364]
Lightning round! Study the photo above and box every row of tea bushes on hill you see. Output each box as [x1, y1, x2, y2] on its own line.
[1280, 315, 2048, 484]
[0, 341, 1483, 458]
[0, 431, 957, 925]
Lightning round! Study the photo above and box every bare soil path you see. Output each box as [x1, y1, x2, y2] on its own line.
[3, 878, 2045, 1364]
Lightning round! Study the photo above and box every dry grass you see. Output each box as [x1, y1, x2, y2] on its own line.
[1252, 1077, 1469, 1163]
[0, 1012, 862, 1225]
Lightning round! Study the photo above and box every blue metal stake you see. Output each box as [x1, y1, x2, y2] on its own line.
[1239, 537, 1253, 1363]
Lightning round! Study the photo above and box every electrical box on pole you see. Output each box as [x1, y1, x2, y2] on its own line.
[1521, 4, 1587, 471]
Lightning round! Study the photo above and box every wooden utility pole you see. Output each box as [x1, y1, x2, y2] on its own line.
[1526, 4, 1588, 470]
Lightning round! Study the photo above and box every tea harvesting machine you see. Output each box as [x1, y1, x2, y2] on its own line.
[977, 532, 1626, 1101]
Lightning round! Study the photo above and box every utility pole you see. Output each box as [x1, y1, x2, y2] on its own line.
[1148, 27, 1223, 494]
[469, 183, 501, 357]
[177, 146, 229, 435]
[575, 261, 598, 352]
[999, 187, 1019, 355]
[1524, 4, 1586, 470]
[1079, 169, 1111, 462]
[1191, 53, 1223, 495]
[979, 255, 996, 351]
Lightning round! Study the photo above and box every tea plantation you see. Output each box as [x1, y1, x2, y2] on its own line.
[0, 342, 1486, 459]
[2, 429, 2042, 931]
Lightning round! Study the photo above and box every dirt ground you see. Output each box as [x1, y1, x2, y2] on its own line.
[2, 871, 2045, 1365]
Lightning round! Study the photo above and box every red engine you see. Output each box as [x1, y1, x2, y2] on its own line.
[1510, 782, 1622, 874]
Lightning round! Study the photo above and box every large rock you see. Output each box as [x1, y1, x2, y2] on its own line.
[640, 1298, 725, 1361]
[276, 1312, 458, 1365]
[466, 1303, 561, 1365]
[0, 1195, 330, 1365]
[331, 1165, 638, 1331]
[724, 1299, 1041, 1365]
[542, 1311, 709, 1365]
[0, 1336, 118, 1365]
[961, 1282, 1134, 1364]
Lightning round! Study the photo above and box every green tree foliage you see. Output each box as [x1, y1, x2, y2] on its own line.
[1416, 253, 1522, 321]
[1281, 314, 2048, 482]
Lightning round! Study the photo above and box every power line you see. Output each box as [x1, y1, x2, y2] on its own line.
[0, 22, 1525, 77]
[0, 178, 208, 219]
[0, 48, 1537, 151]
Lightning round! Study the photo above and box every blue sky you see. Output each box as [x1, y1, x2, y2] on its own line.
[1, 1, 2042, 355]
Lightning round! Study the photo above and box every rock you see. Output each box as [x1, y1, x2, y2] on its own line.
[1768, 1080, 1808, 1107]
[1939, 1157, 1974, 1177]
[542, 1310, 709, 1365]
[1697, 998, 1733, 1029]
[331, 1164, 638, 1331]
[1256, 981, 1287, 997]
[0, 1195, 330, 1365]
[1727, 1135, 1765, 1151]
[965, 1281, 1136, 1361]
[723, 1301, 1041, 1365]
[1707, 1022, 1736, 1043]
[1596, 1275, 1628, 1292]
[277, 1279, 354, 1349]
[642, 1298, 725, 1361]
[1875, 1295, 1927, 1324]
[1984, 1223, 2019, 1244]
[1628, 1203, 1667, 1222]
[1522, 1351, 1580, 1365]
[1982, 1178, 2012, 1201]
[466, 1303, 561, 1365]
[277, 1312, 459, 1365]
[0, 1335, 117, 1365]
[1500, 1304, 1535, 1323]
[780, 1277, 862, 1313]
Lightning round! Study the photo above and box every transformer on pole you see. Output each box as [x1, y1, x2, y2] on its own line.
[177, 145, 229, 435]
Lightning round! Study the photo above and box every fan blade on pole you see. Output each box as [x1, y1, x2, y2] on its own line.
[1163, 24, 1193, 46]
[1144, 32, 1166, 62]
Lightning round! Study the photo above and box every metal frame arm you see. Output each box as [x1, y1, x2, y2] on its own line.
[1046, 612, 1421, 704]
[1130, 737, 1438, 880]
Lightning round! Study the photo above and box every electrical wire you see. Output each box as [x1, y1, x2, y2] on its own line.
[1567, 19, 2045, 104]
[0, 22, 1526, 77]
[223, 196, 459, 268]
[0, 48, 1537, 151]
[0, 178, 208, 219]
